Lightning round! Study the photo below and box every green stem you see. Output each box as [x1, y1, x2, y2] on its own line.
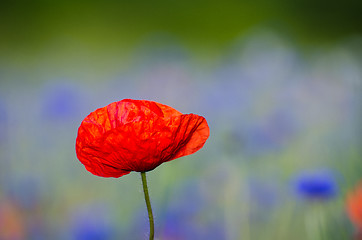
[141, 172, 154, 240]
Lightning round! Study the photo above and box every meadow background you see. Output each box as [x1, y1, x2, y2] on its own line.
[0, 0, 361, 239]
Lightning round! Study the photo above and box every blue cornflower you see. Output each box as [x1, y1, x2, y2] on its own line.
[293, 170, 338, 200]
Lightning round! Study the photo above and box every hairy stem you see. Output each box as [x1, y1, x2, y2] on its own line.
[141, 172, 154, 240]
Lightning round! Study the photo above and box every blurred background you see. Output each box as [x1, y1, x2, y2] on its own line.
[0, 0, 361, 239]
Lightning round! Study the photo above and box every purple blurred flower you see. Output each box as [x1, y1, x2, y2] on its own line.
[69, 203, 115, 240]
[227, 107, 299, 156]
[0, 98, 7, 142]
[197, 69, 251, 123]
[0, 98, 6, 122]
[161, 211, 201, 240]
[246, 177, 285, 225]
[246, 111, 295, 151]
[127, 210, 150, 240]
[41, 81, 84, 121]
[248, 178, 281, 209]
[293, 170, 338, 200]
[160, 180, 225, 240]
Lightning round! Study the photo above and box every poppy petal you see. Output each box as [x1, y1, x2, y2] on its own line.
[76, 99, 209, 178]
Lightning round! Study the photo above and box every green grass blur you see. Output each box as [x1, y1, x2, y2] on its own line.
[1, 0, 362, 80]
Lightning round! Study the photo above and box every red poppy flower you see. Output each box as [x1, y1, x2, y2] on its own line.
[347, 182, 362, 229]
[76, 99, 210, 178]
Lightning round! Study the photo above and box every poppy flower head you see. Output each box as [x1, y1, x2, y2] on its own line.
[347, 182, 362, 229]
[76, 99, 209, 178]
